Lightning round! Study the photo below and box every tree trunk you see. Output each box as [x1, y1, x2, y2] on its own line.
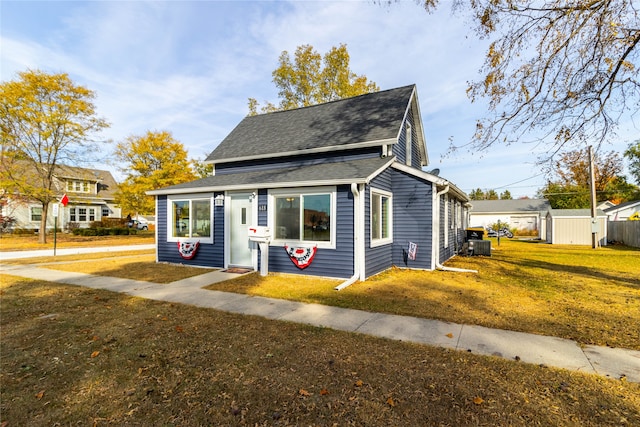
[39, 202, 48, 244]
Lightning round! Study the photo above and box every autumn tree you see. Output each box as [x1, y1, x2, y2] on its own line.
[499, 190, 512, 200]
[0, 69, 109, 243]
[625, 140, 640, 185]
[538, 148, 637, 207]
[409, 1, 639, 158]
[468, 188, 485, 200]
[468, 188, 508, 200]
[113, 131, 195, 216]
[248, 44, 379, 114]
[191, 156, 213, 179]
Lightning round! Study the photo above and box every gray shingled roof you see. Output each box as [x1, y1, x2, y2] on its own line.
[148, 157, 394, 195]
[206, 85, 416, 163]
[603, 199, 640, 213]
[470, 199, 550, 213]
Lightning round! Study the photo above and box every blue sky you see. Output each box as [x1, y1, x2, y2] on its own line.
[1, 1, 636, 197]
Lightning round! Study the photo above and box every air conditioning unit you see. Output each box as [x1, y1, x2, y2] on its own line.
[469, 239, 491, 256]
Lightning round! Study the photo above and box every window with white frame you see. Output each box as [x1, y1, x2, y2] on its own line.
[269, 187, 335, 248]
[69, 207, 96, 223]
[30, 206, 42, 222]
[102, 206, 110, 217]
[67, 180, 92, 193]
[370, 188, 392, 246]
[167, 195, 213, 242]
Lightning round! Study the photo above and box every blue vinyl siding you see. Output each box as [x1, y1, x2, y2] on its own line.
[268, 185, 354, 278]
[392, 107, 422, 169]
[390, 169, 434, 270]
[365, 170, 393, 277]
[156, 193, 225, 268]
[215, 148, 381, 175]
[439, 196, 465, 262]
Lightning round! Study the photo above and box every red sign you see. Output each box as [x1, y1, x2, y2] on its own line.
[60, 194, 69, 206]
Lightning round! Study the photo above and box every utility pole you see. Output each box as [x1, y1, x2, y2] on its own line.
[588, 145, 598, 249]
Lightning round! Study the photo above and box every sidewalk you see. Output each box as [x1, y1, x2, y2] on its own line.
[2, 261, 638, 383]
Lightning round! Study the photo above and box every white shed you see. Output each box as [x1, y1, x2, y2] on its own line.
[545, 209, 607, 246]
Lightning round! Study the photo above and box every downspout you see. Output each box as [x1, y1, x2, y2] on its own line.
[434, 184, 478, 274]
[335, 183, 361, 291]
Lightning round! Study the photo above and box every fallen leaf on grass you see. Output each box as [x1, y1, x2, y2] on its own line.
[91, 351, 100, 358]
[35, 390, 45, 399]
[175, 326, 184, 333]
[355, 380, 364, 387]
[299, 389, 311, 396]
[387, 397, 396, 406]
[320, 388, 329, 395]
[473, 396, 484, 405]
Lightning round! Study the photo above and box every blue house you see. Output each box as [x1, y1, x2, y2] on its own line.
[148, 85, 470, 287]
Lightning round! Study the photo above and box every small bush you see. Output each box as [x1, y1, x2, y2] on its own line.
[66, 222, 80, 232]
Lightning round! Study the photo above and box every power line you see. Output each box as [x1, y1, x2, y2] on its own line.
[493, 173, 546, 190]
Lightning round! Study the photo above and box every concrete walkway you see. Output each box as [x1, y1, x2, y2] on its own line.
[1, 259, 638, 383]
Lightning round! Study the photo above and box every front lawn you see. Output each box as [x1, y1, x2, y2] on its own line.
[206, 240, 640, 350]
[0, 233, 155, 251]
[1, 276, 638, 426]
[4, 239, 638, 350]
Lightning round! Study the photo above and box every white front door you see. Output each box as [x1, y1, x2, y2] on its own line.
[228, 193, 254, 267]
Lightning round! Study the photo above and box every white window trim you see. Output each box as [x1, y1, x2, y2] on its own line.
[444, 195, 449, 249]
[30, 206, 42, 222]
[370, 187, 393, 248]
[166, 193, 214, 244]
[405, 122, 412, 166]
[268, 186, 336, 249]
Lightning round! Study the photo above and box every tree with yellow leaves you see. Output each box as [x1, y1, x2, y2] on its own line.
[0, 69, 109, 243]
[248, 43, 379, 115]
[113, 130, 195, 216]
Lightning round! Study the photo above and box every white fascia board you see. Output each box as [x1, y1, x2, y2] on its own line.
[395, 86, 428, 167]
[411, 90, 429, 167]
[210, 138, 397, 164]
[147, 178, 371, 196]
[364, 156, 397, 184]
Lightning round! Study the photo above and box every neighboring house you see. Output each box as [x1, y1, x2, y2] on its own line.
[545, 209, 608, 246]
[597, 200, 617, 211]
[148, 85, 470, 284]
[468, 199, 550, 238]
[603, 200, 640, 221]
[1, 164, 121, 231]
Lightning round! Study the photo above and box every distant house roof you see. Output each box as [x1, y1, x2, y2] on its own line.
[603, 199, 640, 214]
[470, 199, 550, 213]
[206, 85, 427, 165]
[547, 209, 606, 217]
[4, 161, 118, 200]
[149, 157, 395, 195]
[55, 164, 119, 199]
